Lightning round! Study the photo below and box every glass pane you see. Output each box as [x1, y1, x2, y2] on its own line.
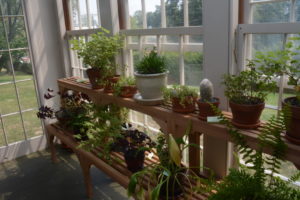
[23, 110, 42, 138]
[17, 80, 38, 110]
[146, 36, 157, 43]
[90, 0, 100, 28]
[129, 0, 142, 29]
[189, 35, 203, 43]
[260, 108, 277, 121]
[4, 17, 28, 49]
[166, 35, 179, 43]
[184, 51, 203, 86]
[146, 0, 161, 28]
[0, 51, 13, 83]
[162, 51, 180, 84]
[70, 0, 79, 29]
[79, 0, 88, 29]
[165, 0, 183, 27]
[251, 34, 285, 56]
[133, 49, 140, 72]
[0, 84, 19, 114]
[188, 0, 202, 26]
[0, 120, 5, 146]
[297, 0, 300, 22]
[11, 50, 32, 79]
[132, 111, 144, 124]
[0, 18, 8, 50]
[252, 1, 290, 23]
[3, 114, 24, 143]
[0, 0, 23, 16]
[265, 92, 279, 107]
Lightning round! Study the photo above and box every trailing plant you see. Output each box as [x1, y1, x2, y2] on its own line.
[135, 48, 167, 74]
[199, 79, 214, 102]
[255, 36, 300, 106]
[223, 60, 277, 105]
[113, 76, 136, 96]
[70, 27, 124, 70]
[163, 85, 198, 106]
[207, 105, 300, 200]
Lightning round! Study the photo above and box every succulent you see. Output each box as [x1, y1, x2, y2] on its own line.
[200, 79, 214, 102]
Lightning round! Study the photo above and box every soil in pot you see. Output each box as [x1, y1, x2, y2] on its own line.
[86, 68, 104, 89]
[229, 100, 265, 129]
[171, 97, 196, 114]
[104, 75, 120, 93]
[283, 97, 300, 144]
[124, 148, 145, 173]
[120, 86, 137, 98]
[197, 97, 220, 121]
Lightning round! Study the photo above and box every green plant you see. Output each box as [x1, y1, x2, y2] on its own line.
[70, 27, 124, 71]
[200, 79, 214, 102]
[163, 85, 198, 106]
[255, 36, 300, 104]
[223, 60, 277, 105]
[113, 76, 136, 96]
[136, 48, 167, 74]
[207, 105, 300, 200]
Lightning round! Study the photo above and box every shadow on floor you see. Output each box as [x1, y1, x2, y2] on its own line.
[0, 146, 130, 200]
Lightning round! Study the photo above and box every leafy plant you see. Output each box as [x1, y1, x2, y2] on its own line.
[113, 76, 136, 96]
[70, 27, 124, 70]
[223, 60, 276, 105]
[200, 79, 214, 102]
[136, 48, 167, 74]
[255, 36, 300, 105]
[163, 85, 198, 106]
[208, 105, 300, 200]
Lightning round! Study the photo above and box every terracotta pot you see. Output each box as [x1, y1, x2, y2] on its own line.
[86, 68, 103, 89]
[229, 101, 265, 129]
[104, 75, 120, 93]
[283, 97, 300, 145]
[120, 85, 137, 98]
[197, 98, 220, 121]
[171, 97, 196, 114]
[124, 148, 145, 173]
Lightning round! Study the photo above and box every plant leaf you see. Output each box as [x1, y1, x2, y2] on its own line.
[168, 134, 181, 167]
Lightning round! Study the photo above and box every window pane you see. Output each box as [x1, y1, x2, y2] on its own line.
[0, 84, 19, 114]
[3, 114, 24, 143]
[184, 51, 203, 86]
[251, 34, 285, 55]
[17, 80, 38, 110]
[129, 0, 142, 29]
[188, 0, 202, 26]
[4, 17, 28, 49]
[90, 0, 100, 28]
[166, 0, 183, 27]
[146, 0, 161, 28]
[260, 108, 277, 121]
[162, 51, 180, 84]
[78, 0, 88, 29]
[11, 50, 33, 80]
[131, 111, 144, 124]
[297, 0, 300, 21]
[0, 18, 8, 50]
[0, 0, 23, 16]
[22, 110, 42, 138]
[0, 121, 5, 146]
[189, 35, 203, 43]
[252, 1, 290, 23]
[0, 51, 13, 83]
[70, 0, 79, 29]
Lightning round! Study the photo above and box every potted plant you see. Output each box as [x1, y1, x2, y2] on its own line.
[104, 74, 120, 93]
[113, 76, 137, 98]
[207, 106, 300, 200]
[197, 79, 220, 120]
[163, 85, 198, 113]
[223, 60, 276, 129]
[255, 36, 300, 144]
[70, 28, 124, 89]
[134, 48, 168, 102]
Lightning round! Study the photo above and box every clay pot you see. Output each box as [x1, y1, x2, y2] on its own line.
[104, 75, 120, 93]
[197, 98, 220, 121]
[124, 148, 145, 173]
[229, 101, 265, 129]
[282, 97, 300, 145]
[86, 68, 103, 89]
[120, 86, 137, 98]
[171, 97, 196, 114]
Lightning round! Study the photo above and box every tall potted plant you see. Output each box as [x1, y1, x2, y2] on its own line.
[70, 28, 124, 89]
[134, 48, 168, 104]
[255, 36, 300, 144]
[223, 60, 276, 129]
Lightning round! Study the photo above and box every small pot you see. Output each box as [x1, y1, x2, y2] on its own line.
[124, 148, 145, 173]
[197, 97, 220, 121]
[229, 101, 265, 129]
[120, 86, 137, 98]
[171, 97, 196, 113]
[86, 68, 104, 89]
[104, 75, 120, 93]
[282, 97, 300, 145]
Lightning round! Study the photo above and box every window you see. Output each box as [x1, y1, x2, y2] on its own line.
[0, 0, 43, 146]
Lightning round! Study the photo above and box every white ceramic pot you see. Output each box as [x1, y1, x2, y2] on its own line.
[134, 72, 168, 99]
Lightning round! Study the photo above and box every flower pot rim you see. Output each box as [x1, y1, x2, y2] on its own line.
[229, 100, 265, 107]
[283, 96, 300, 109]
[197, 97, 220, 103]
[134, 71, 169, 77]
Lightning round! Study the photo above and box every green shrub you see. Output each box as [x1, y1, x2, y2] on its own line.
[136, 48, 167, 74]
